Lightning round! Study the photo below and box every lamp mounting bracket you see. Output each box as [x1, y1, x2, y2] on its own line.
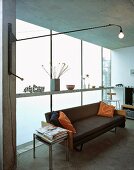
[8, 23, 24, 81]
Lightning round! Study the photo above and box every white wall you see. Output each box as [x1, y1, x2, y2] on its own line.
[111, 46, 134, 87]
[111, 46, 134, 105]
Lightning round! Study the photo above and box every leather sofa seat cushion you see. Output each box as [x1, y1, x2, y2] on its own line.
[73, 115, 124, 142]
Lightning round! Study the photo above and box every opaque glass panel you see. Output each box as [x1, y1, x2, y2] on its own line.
[52, 32, 81, 90]
[83, 41, 102, 88]
[83, 91, 101, 105]
[16, 96, 50, 146]
[16, 20, 51, 146]
[16, 20, 50, 93]
[83, 41, 102, 103]
[52, 93, 81, 111]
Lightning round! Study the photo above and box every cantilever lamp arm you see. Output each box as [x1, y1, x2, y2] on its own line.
[8, 22, 124, 81]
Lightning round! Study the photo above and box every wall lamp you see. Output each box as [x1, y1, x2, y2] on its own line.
[114, 24, 124, 39]
[10, 23, 124, 42]
[8, 23, 124, 79]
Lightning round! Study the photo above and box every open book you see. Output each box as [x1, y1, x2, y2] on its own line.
[36, 123, 68, 141]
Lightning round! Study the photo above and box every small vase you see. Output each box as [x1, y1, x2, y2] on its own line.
[51, 79, 60, 91]
[85, 78, 90, 88]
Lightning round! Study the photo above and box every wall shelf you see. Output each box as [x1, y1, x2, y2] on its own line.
[16, 86, 114, 98]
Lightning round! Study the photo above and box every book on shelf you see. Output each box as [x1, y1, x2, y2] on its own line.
[36, 123, 68, 141]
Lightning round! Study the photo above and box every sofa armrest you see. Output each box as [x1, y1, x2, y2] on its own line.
[115, 110, 126, 117]
[67, 130, 74, 150]
[41, 121, 48, 127]
[45, 112, 51, 123]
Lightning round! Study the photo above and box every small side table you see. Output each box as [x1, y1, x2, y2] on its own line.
[33, 132, 69, 170]
[122, 104, 134, 119]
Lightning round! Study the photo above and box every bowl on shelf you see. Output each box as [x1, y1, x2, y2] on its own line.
[66, 85, 75, 90]
[92, 86, 96, 88]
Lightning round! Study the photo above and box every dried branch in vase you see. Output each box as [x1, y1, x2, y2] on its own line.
[42, 62, 69, 79]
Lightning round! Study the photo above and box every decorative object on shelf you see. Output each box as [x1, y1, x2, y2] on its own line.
[130, 69, 134, 75]
[42, 62, 69, 79]
[86, 74, 90, 88]
[115, 84, 123, 87]
[51, 79, 60, 91]
[82, 74, 90, 88]
[92, 86, 96, 88]
[82, 77, 86, 89]
[42, 62, 69, 91]
[24, 84, 45, 93]
[99, 86, 104, 88]
[66, 85, 75, 90]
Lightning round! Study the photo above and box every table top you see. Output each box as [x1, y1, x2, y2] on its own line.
[122, 104, 134, 109]
[34, 132, 68, 145]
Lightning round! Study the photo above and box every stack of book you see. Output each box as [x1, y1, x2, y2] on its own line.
[36, 124, 68, 141]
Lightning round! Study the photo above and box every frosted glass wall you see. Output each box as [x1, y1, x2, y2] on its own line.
[16, 19, 111, 146]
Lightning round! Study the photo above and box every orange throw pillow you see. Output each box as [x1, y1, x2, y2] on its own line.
[97, 101, 115, 118]
[58, 111, 76, 133]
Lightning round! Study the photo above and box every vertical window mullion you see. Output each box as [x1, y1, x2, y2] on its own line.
[50, 30, 52, 112]
[101, 47, 103, 100]
[81, 40, 83, 105]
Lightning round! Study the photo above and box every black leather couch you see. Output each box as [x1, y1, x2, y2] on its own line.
[45, 102, 126, 151]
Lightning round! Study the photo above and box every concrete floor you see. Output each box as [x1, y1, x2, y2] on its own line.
[16, 119, 134, 170]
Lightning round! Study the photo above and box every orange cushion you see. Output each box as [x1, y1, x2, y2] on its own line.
[58, 111, 76, 133]
[97, 101, 115, 118]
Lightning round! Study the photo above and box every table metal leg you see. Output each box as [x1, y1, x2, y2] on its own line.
[33, 134, 35, 158]
[49, 144, 53, 170]
[33, 134, 69, 169]
[65, 138, 69, 161]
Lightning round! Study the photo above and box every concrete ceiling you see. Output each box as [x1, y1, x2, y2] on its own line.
[16, 0, 134, 50]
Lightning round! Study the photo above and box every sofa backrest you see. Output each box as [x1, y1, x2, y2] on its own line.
[45, 102, 100, 123]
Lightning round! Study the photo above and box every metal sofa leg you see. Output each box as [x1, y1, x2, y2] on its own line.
[119, 122, 125, 128]
[74, 144, 83, 152]
[110, 127, 117, 134]
[114, 127, 117, 133]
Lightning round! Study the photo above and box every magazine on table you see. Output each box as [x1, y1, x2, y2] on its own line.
[36, 123, 68, 140]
